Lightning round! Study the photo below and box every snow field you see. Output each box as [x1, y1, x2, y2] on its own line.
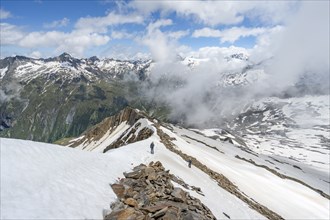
[1, 136, 263, 219]
[163, 126, 330, 219]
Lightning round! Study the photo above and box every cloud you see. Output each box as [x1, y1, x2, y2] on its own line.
[245, 1, 299, 25]
[0, 10, 145, 57]
[263, 1, 329, 93]
[139, 1, 328, 127]
[130, 1, 243, 26]
[138, 19, 189, 62]
[0, 23, 25, 44]
[18, 31, 110, 57]
[192, 26, 276, 44]
[29, 51, 42, 58]
[75, 11, 144, 33]
[142, 45, 252, 126]
[0, 23, 110, 57]
[0, 8, 11, 19]
[43, 18, 70, 28]
[186, 46, 249, 60]
[99, 44, 151, 60]
[192, 28, 222, 38]
[110, 30, 134, 39]
[129, 1, 298, 26]
[168, 30, 189, 40]
[146, 19, 172, 32]
[249, 26, 284, 63]
[140, 20, 175, 62]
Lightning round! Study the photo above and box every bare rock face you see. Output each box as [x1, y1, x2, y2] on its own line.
[102, 111, 155, 153]
[111, 184, 125, 198]
[105, 207, 144, 220]
[171, 187, 187, 203]
[124, 198, 139, 208]
[105, 161, 216, 220]
[70, 107, 144, 148]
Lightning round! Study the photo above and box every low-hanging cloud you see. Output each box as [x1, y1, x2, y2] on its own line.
[140, 1, 329, 127]
[263, 1, 329, 94]
[138, 19, 189, 63]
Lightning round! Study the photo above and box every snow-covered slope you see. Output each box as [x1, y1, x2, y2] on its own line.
[1, 136, 263, 219]
[1, 109, 322, 219]
[70, 109, 330, 219]
[226, 95, 330, 187]
[1, 106, 329, 219]
[168, 126, 329, 219]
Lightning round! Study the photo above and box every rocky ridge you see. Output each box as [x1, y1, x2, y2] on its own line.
[0, 53, 152, 82]
[68, 107, 144, 148]
[105, 161, 216, 220]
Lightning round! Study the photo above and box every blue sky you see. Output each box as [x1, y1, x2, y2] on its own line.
[0, 0, 301, 59]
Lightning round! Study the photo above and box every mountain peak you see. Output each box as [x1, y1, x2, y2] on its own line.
[59, 52, 72, 57]
[88, 56, 100, 62]
[58, 52, 73, 61]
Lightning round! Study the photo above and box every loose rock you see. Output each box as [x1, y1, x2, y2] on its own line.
[105, 161, 216, 220]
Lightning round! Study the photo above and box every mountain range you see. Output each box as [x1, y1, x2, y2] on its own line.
[0, 51, 254, 142]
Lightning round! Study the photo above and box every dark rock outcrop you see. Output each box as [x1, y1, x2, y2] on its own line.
[0, 113, 12, 131]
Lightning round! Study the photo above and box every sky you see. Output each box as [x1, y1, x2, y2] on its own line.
[0, 0, 327, 61]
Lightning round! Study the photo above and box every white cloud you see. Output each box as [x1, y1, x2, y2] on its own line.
[29, 51, 42, 58]
[99, 44, 151, 60]
[0, 10, 145, 57]
[167, 30, 189, 40]
[0, 22, 110, 57]
[139, 19, 189, 62]
[192, 28, 222, 38]
[186, 46, 249, 59]
[110, 30, 134, 39]
[0, 8, 11, 19]
[140, 20, 175, 62]
[129, 1, 298, 26]
[0, 23, 25, 44]
[18, 31, 110, 57]
[130, 1, 243, 26]
[264, 1, 329, 92]
[245, 2, 299, 25]
[75, 11, 144, 33]
[250, 26, 284, 63]
[218, 27, 267, 43]
[43, 18, 70, 28]
[193, 26, 271, 43]
[146, 19, 172, 32]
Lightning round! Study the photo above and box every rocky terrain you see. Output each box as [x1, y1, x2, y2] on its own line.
[105, 161, 215, 220]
